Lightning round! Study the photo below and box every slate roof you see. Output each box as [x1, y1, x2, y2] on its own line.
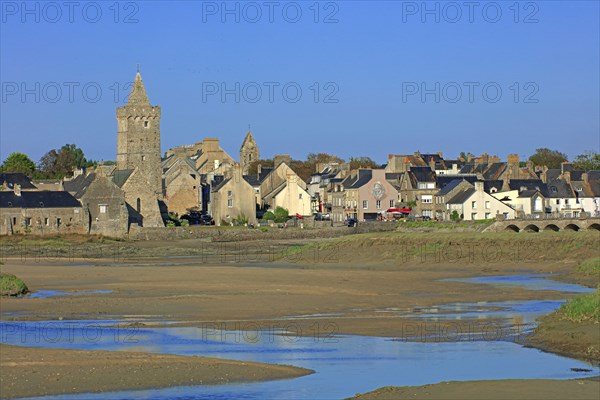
[482, 163, 507, 180]
[0, 191, 81, 208]
[0, 173, 36, 190]
[409, 166, 436, 183]
[437, 179, 465, 196]
[546, 178, 574, 198]
[587, 171, 600, 196]
[447, 188, 476, 205]
[243, 175, 260, 186]
[210, 175, 228, 192]
[484, 180, 503, 193]
[63, 173, 96, 198]
[518, 189, 541, 198]
[346, 170, 373, 189]
[112, 170, 134, 188]
[436, 175, 477, 189]
[508, 180, 548, 196]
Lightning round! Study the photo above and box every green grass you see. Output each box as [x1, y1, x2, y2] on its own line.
[0, 272, 29, 296]
[397, 220, 495, 230]
[559, 289, 600, 323]
[577, 257, 600, 276]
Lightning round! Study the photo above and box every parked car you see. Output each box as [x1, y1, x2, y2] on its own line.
[344, 218, 357, 227]
[314, 213, 331, 221]
[199, 214, 214, 225]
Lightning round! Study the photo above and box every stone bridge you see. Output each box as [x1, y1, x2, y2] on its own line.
[485, 217, 600, 233]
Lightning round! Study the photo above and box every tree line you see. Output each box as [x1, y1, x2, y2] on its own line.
[1, 147, 598, 181]
[0, 144, 109, 179]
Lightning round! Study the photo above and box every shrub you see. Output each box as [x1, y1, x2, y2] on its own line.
[560, 289, 600, 323]
[233, 213, 249, 226]
[0, 273, 29, 296]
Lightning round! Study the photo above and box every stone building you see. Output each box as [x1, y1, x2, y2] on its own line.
[163, 157, 201, 216]
[0, 184, 83, 235]
[114, 72, 164, 227]
[240, 130, 260, 175]
[210, 165, 257, 226]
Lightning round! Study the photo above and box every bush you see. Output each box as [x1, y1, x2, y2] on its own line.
[180, 219, 189, 227]
[560, 289, 600, 323]
[0, 273, 29, 296]
[578, 257, 600, 276]
[273, 206, 289, 223]
[263, 211, 275, 221]
[233, 213, 249, 226]
[166, 221, 176, 228]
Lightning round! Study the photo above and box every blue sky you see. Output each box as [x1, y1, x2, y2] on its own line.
[1, 1, 599, 165]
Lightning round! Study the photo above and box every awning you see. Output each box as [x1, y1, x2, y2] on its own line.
[387, 207, 412, 213]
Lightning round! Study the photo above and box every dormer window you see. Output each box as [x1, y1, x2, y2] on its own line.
[39, 202, 44, 207]
[576, 187, 582, 191]
[7, 202, 12, 207]
[551, 187, 557, 193]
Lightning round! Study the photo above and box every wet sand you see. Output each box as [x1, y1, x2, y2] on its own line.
[1, 231, 598, 398]
[351, 379, 600, 400]
[0, 344, 312, 399]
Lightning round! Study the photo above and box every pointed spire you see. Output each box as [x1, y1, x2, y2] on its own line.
[241, 130, 256, 147]
[127, 71, 150, 106]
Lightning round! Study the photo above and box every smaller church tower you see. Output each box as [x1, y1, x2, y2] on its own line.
[240, 130, 260, 175]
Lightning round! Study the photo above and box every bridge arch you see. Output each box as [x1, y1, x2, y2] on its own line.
[589, 223, 600, 231]
[523, 224, 540, 233]
[505, 224, 520, 232]
[544, 224, 560, 232]
[564, 223, 580, 231]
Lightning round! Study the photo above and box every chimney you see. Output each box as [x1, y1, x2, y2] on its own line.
[467, 154, 474, 163]
[257, 164, 262, 177]
[428, 156, 436, 171]
[481, 153, 489, 164]
[452, 164, 458, 174]
[437, 152, 443, 158]
[561, 161, 572, 174]
[582, 173, 588, 183]
[540, 166, 548, 183]
[562, 171, 571, 184]
[507, 154, 519, 167]
[274, 154, 292, 167]
[526, 160, 534, 171]
[475, 181, 484, 192]
[73, 168, 84, 178]
[14, 183, 21, 197]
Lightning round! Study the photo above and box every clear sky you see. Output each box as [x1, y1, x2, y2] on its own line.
[1, 1, 599, 165]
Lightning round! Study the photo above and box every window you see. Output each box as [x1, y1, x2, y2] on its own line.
[137, 198, 141, 213]
[376, 200, 381, 209]
[44, 218, 49, 226]
[299, 193, 303, 199]
[99, 204, 108, 214]
[141, 155, 146, 161]
[565, 199, 569, 205]
[12, 217, 17, 225]
[228, 191, 232, 197]
[471, 213, 477, 220]
[144, 120, 149, 128]
[422, 210, 433, 217]
[390, 200, 395, 208]
[24, 217, 31, 226]
[7, 202, 12, 207]
[556, 199, 560, 205]
[485, 213, 491, 219]
[56, 218, 62, 226]
[485, 201, 490, 209]
[422, 195, 432, 204]
[363, 200, 368, 209]
[471, 201, 477, 208]
[227, 199, 233, 207]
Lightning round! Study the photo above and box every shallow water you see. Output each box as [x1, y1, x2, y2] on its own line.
[24, 290, 113, 299]
[444, 274, 594, 293]
[1, 319, 597, 400]
[1, 274, 598, 400]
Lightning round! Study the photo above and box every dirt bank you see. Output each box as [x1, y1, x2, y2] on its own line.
[350, 379, 600, 400]
[0, 344, 312, 399]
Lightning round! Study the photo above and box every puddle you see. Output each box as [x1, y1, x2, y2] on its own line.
[444, 274, 594, 293]
[0, 320, 597, 400]
[24, 290, 113, 299]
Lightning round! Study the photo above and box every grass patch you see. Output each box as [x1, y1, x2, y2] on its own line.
[577, 257, 600, 276]
[0, 272, 29, 296]
[559, 289, 600, 323]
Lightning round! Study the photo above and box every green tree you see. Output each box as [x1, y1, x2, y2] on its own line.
[263, 207, 289, 223]
[0, 152, 36, 175]
[39, 144, 87, 179]
[572, 151, 600, 170]
[450, 210, 461, 221]
[528, 148, 568, 169]
[348, 156, 379, 169]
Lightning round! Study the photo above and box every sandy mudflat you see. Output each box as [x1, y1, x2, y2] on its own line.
[350, 379, 600, 400]
[0, 231, 598, 398]
[0, 344, 312, 399]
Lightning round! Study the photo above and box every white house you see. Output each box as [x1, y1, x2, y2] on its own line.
[447, 181, 515, 220]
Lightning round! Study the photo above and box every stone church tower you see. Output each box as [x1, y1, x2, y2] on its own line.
[240, 131, 259, 175]
[116, 72, 162, 198]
